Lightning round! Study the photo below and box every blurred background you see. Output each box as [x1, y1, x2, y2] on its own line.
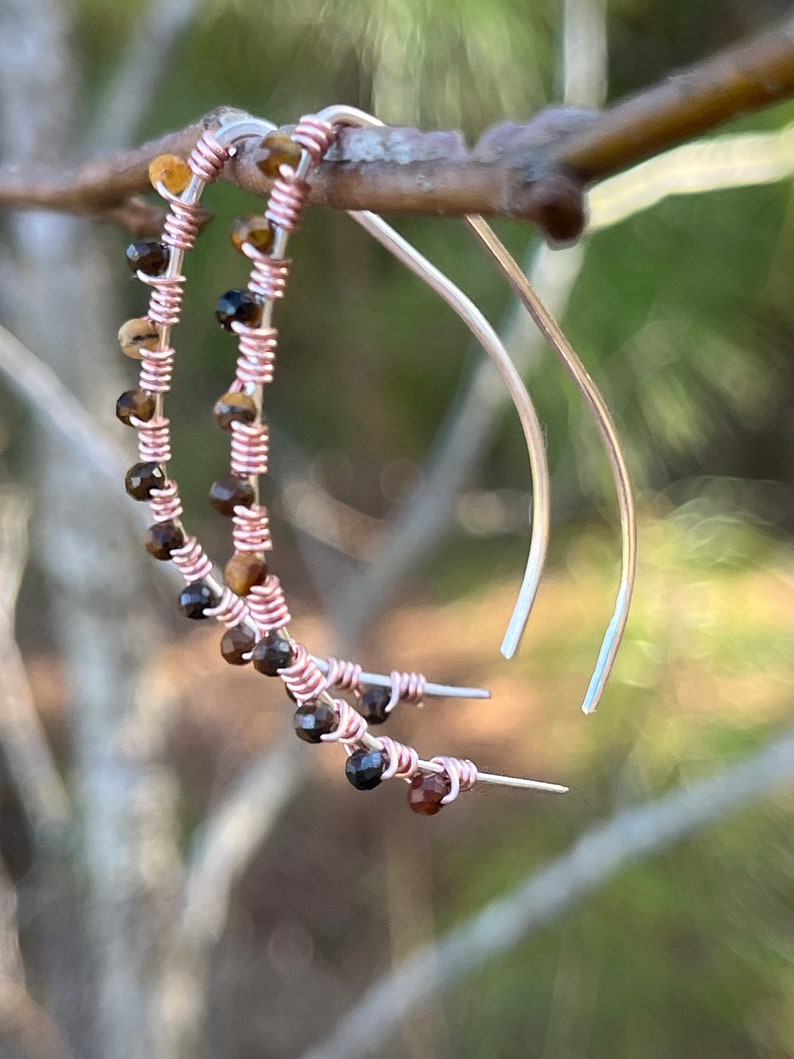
[0, 0, 793, 1057]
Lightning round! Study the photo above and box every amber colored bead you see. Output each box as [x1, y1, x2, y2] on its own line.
[145, 520, 184, 560]
[215, 289, 262, 331]
[179, 581, 219, 620]
[256, 132, 301, 177]
[220, 624, 256, 666]
[126, 240, 169, 276]
[345, 748, 386, 791]
[209, 474, 255, 516]
[125, 461, 165, 501]
[213, 391, 257, 430]
[293, 700, 338, 744]
[115, 389, 155, 427]
[252, 631, 294, 676]
[224, 553, 268, 595]
[407, 771, 451, 816]
[230, 214, 274, 255]
[148, 153, 191, 194]
[359, 685, 391, 725]
[118, 317, 160, 360]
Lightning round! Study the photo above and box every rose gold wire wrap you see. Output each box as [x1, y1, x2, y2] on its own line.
[145, 274, 186, 328]
[379, 737, 420, 781]
[323, 657, 363, 694]
[292, 114, 336, 165]
[232, 504, 272, 553]
[386, 670, 427, 713]
[139, 346, 175, 393]
[279, 642, 326, 703]
[170, 536, 213, 582]
[430, 756, 478, 804]
[321, 698, 367, 745]
[148, 481, 183, 523]
[187, 130, 229, 184]
[159, 184, 206, 252]
[229, 419, 269, 476]
[265, 167, 310, 233]
[234, 326, 278, 387]
[247, 574, 290, 632]
[136, 418, 172, 463]
[203, 586, 248, 627]
[245, 254, 291, 301]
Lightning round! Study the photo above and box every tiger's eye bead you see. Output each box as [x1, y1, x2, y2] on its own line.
[148, 153, 191, 194]
[407, 771, 451, 816]
[220, 624, 256, 665]
[179, 581, 219, 620]
[115, 389, 155, 427]
[293, 700, 338, 744]
[257, 132, 301, 177]
[118, 317, 160, 360]
[252, 631, 294, 676]
[345, 748, 386, 791]
[125, 461, 165, 500]
[215, 290, 262, 331]
[224, 553, 268, 595]
[209, 474, 255, 516]
[213, 391, 257, 430]
[359, 685, 391, 725]
[230, 214, 274, 255]
[144, 520, 184, 560]
[126, 240, 169, 276]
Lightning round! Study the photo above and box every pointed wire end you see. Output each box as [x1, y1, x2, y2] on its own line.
[581, 699, 599, 716]
[500, 633, 518, 660]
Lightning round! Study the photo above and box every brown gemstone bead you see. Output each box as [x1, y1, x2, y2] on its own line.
[224, 553, 268, 595]
[252, 631, 294, 676]
[407, 771, 451, 816]
[215, 289, 262, 331]
[125, 461, 166, 501]
[209, 474, 255, 516]
[145, 520, 184, 560]
[230, 214, 274, 255]
[115, 389, 156, 427]
[148, 153, 191, 194]
[359, 685, 391, 725]
[118, 317, 160, 360]
[220, 624, 256, 666]
[126, 240, 169, 276]
[256, 132, 301, 177]
[213, 391, 257, 430]
[293, 700, 338, 744]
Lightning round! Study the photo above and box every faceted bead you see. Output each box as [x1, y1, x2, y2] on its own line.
[145, 520, 184, 560]
[215, 289, 262, 331]
[209, 474, 255, 516]
[345, 748, 386, 791]
[257, 132, 301, 177]
[148, 153, 191, 194]
[125, 461, 166, 501]
[230, 214, 275, 255]
[407, 771, 451, 816]
[179, 580, 219, 620]
[213, 391, 257, 430]
[126, 240, 169, 276]
[220, 624, 256, 665]
[115, 389, 156, 427]
[293, 700, 338, 744]
[252, 631, 294, 676]
[359, 685, 391, 725]
[118, 317, 160, 360]
[224, 553, 268, 595]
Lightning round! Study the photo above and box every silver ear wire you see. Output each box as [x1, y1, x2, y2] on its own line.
[465, 218, 637, 715]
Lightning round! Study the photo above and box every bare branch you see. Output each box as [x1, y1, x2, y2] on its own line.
[300, 729, 794, 1059]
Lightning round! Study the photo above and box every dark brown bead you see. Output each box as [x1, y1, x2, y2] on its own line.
[407, 771, 451, 816]
[126, 240, 169, 276]
[252, 631, 294, 676]
[230, 214, 274, 255]
[215, 289, 262, 331]
[359, 685, 391, 724]
[220, 624, 256, 666]
[179, 581, 219, 620]
[256, 132, 301, 177]
[145, 520, 184, 560]
[345, 748, 386, 791]
[224, 553, 268, 595]
[125, 461, 166, 501]
[116, 389, 156, 427]
[213, 391, 257, 430]
[293, 700, 338, 744]
[209, 474, 255, 516]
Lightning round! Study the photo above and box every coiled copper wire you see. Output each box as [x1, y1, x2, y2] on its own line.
[247, 574, 291, 632]
[229, 420, 269, 477]
[386, 670, 427, 713]
[430, 756, 478, 804]
[148, 481, 183, 523]
[279, 642, 327, 703]
[293, 114, 336, 166]
[322, 657, 363, 694]
[378, 737, 420, 781]
[188, 131, 229, 183]
[139, 346, 175, 393]
[136, 418, 172, 464]
[234, 326, 278, 387]
[321, 698, 367, 745]
[170, 536, 213, 582]
[232, 504, 272, 553]
[146, 274, 186, 328]
[159, 183, 206, 252]
[246, 256, 290, 301]
[265, 168, 309, 233]
[203, 586, 248, 628]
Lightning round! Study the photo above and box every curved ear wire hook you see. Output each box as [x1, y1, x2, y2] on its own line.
[465, 219, 637, 715]
[315, 104, 550, 658]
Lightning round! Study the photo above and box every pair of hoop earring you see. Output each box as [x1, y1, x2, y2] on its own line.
[116, 105, 636, 814]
